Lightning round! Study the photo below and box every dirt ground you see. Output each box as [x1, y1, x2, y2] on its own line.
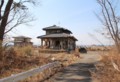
[44, 51, 102, 82]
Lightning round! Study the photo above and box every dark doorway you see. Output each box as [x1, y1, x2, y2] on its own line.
[64, 41, 68, 49]
[55, 40, 60, 49]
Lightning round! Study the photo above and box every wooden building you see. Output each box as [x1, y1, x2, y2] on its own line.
[37, 25, 77, 50]
[13, 36, 33, 46]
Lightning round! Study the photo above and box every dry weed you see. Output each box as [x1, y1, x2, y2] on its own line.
[92, 49, 120, 82]
[20, 52, 81, 82]
[0, 46, 50, 78]
[0, 47, 80, 82]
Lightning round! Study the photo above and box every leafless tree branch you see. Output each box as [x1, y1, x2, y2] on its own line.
[0, 0, 38, 45]
[96, 0, 120, 53]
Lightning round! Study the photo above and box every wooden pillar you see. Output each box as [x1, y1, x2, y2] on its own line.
[45, 41, 47, 46]
[48, 40, 50, 48]
[41, 39, 43, 47]
[60, 39, 63, 50]
[74, 41, 76, 50]
[50, 39, 53, 49]
[68, 38, 70, 49]
[52, 39, 55, 49]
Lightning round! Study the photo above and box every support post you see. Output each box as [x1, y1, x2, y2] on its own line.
[68, 38, 69, 49]
[41, 39, 43, 47]
[60, 39, 63, 50]
[67, 38, 71, 53]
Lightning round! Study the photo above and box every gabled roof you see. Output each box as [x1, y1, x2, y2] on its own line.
[43, 25, 72, 34]
[37, 33, 78, 41]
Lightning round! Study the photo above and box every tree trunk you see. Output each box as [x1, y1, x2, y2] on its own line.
[115, 39, 120, 53]
[0, 0, 13, 43]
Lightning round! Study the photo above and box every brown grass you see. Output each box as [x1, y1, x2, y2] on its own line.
[50, 53, 81, 66]
[0, 46, 81, 82]
[0, 46, 50, 78]
[21, 52, 81, 82]
[92, 49, 120, 82]
[20, 63, 62, 82]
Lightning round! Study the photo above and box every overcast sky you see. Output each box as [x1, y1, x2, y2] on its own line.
[8, 0, 117, 45]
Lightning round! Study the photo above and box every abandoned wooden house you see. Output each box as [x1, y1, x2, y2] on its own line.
[37, 25, 77, 50]
[13, 36, 33, 46]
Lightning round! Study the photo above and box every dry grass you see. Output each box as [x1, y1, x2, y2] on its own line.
[92, 49, 120, 82]
[21, 52, 81, 82]
[50, 52, 81, 66]
[0, 46, 81, 82]
[20, 63, 62, 82]
[0, 46, 50, 78]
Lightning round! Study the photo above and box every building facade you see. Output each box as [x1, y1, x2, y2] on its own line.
[13, 36, 33, 46]
[37, 25, 77, 50]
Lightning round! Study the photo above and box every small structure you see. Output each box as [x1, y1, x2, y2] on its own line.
[37, 25, 77, 50]
[13, 36, 33, 46]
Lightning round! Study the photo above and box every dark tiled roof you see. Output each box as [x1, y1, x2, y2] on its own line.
[43, 25, 62, 30]
[37, 33, 77, 41]
[13, 36, 31, 39]
[43, 25, 72, 34]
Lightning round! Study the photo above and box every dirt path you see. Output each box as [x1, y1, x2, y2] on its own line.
[47, 53, 101, 82]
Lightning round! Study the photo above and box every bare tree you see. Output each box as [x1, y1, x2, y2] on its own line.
[0, 0, 37, 46]
[96, 0, 120, 53]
